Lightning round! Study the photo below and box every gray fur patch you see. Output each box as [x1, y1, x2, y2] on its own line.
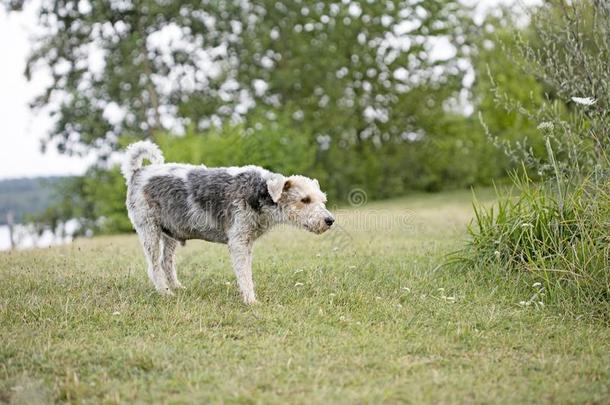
[140, 168, 275, 244]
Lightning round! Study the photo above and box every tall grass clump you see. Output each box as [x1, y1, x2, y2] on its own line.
[463, 0, 610, 321]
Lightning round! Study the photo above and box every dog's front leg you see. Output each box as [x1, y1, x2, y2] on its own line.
[228, 237, 256, 304]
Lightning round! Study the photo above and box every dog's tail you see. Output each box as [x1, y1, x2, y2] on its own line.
[121, 140, 164, 184]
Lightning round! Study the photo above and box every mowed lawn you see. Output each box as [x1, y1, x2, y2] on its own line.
[1, 190, 608, 403]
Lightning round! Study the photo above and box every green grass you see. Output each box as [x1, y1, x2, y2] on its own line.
[460, 175, 610, 321]
[1, 189, 608, 403]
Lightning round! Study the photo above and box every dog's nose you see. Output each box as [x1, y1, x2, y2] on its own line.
[324, 217, 335, 226]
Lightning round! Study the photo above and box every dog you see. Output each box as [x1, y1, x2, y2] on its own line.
[121, 141, 334, 304]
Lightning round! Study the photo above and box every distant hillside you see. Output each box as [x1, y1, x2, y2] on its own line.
[0, 177, 65, 225]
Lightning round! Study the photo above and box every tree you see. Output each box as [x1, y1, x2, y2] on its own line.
[469, 8, 548, 177]
[5, 0, 473, 157]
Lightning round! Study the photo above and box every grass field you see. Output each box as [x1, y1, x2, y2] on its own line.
[1, 189, 609, 403]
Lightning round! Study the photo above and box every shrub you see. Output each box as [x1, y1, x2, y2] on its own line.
[461, 0, 610, 321]
[464, 171, 609, 320]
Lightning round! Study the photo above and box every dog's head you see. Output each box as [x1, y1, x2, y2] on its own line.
[267, 174, 334, 234]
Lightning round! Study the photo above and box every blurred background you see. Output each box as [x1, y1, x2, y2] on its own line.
[0, 0, 545, 249]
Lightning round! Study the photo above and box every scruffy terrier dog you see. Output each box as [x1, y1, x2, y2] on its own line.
[121, 141, 334, 304]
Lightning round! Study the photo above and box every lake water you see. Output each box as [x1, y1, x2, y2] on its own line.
[0, 220, 78, 251]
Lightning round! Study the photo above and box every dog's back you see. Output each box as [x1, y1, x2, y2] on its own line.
[122, 143, 273, 243]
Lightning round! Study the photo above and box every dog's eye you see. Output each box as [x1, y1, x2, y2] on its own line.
[301, 196, 311, 204]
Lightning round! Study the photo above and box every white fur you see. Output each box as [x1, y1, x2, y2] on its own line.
[121, 140, 164, 183]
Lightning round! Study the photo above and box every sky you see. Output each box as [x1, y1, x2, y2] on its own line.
[0, 0, 539, 180]
[0, 4, 96, 180]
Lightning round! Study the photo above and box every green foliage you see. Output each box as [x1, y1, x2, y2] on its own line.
[476, 1, 608, 176]
[33, 167, 129, 236]
[470, 13, 547, 174]
[462, 0, 610, 321]
[156, 111, 317, 177]
[84, 168, 131, 234]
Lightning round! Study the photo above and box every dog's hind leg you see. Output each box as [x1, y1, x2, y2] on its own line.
[137, 224, 172, 295]
[161, 235, 183, 290]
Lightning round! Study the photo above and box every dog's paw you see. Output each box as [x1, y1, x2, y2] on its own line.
[242, 295, 257, 305]
[156, 286, 174, 296]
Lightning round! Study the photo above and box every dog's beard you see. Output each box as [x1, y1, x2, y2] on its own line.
[303, 222, 330, 234]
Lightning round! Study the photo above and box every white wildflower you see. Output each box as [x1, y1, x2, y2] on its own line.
[294, 282, 304, 287]
[396, 303, 403, 309]
[532, 282, 542, 288]
[537, 121, 554, 130]
[571, 96, 596, 106]
[112, 311, 121, 316]
[494, 250, 501, 259]
[521, 223, 533, 228]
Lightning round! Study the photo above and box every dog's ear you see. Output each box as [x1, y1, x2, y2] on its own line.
[267, 175, 290, 203]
